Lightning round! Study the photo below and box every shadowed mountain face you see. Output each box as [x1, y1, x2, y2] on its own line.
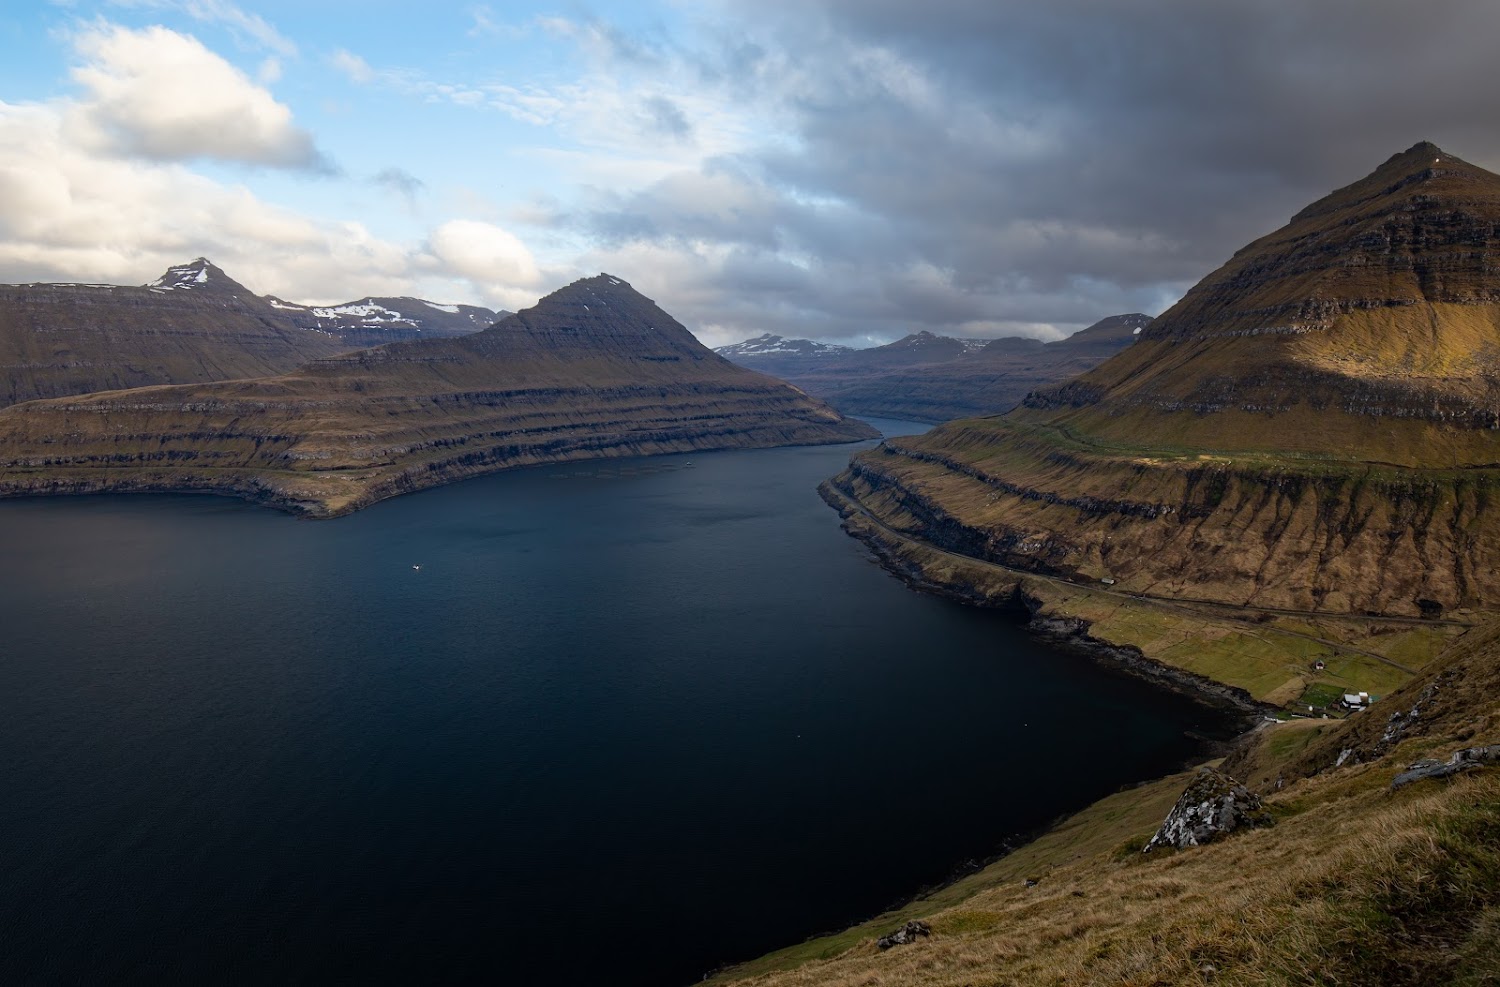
[717, 317, 1146, 423]
[0, 274, 876, 516]
[827, 143, 1500, 617]
[0, 259, 503, 408]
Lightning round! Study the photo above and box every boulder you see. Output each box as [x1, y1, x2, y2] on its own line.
[1144, 766, 1273, 852]
[1390, 744, 1500, 790]
[876, 920, 931, 950]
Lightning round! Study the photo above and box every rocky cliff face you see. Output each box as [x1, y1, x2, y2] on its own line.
[0, 274, 876, 516]
[827, 143, 1500, 618]
[717, 316, 1145, 423]
[0, 259, 501, 407]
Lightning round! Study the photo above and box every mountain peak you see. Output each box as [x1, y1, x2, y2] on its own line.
[1020, 141, 1500, 469]
[145, 258, 245, 294]
[1139, 142, 1500, 348]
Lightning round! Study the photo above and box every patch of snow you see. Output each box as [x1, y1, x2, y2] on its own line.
[1133, 326, 1143, 334]
[423, 301, 459, 314]
[311, 301, 414, 324]
[149, 264, 212, 290]
[267, 298, 307, 311]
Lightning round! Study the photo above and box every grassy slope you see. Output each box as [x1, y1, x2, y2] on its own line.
[715, 618, 1500, 986]
[823, 469, 1469, 706]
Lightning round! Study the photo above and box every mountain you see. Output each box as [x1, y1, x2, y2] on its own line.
[0, 258, 348, 406]
[713, 333, 854, 377]
[718, 317, 1145, 422]
[262, 295, 505, 347]
[824, 142, 1500, 628]
[0, 274, 876, 516]
[0, 258, 504, 408]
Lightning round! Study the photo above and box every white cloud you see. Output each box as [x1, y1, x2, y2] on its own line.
[69, 23, 326, 169]
[426, 220, 541, 289]
[0, 95, 543, 309]
[329, 48, 375, 85]
[466, 5, 532, 40]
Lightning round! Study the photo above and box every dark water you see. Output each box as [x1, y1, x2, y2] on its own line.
[0, 419, 1237, 985]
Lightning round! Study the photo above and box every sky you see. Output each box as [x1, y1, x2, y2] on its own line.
[4, 1, 1500, 347]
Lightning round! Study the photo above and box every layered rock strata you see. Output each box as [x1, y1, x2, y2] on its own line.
[828, 143, 1500, 618]
[0, 274, 875, 516]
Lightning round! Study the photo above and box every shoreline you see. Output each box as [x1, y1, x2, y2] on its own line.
[702, 483, 1313, 983]
[0, 428, 881, 520]
[817, 478, 1272, 720]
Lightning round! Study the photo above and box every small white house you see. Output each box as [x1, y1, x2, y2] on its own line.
[1342, 691, 1371, 708]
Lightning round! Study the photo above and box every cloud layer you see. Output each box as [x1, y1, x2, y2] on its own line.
[9, 3, 1500, 347]
[70, 23, 326, 169]
[0, 21, 540, 310]
[550, 0, 1500, 344]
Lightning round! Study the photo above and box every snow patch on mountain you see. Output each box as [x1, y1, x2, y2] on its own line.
[149, 262, 212, 290]
[716, 333, 854, 358]
[311, 301, 415, 325]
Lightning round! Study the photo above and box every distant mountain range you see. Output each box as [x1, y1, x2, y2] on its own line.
[715, 315, 1149, 422]
[0, 273, 874, 516]
[0, 258, 504, 407]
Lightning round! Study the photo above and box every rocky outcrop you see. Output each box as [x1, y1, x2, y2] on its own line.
[1144, 766, 1273, 852]
[876, 920, 931, 949]
[1390, 745, 1500, 790]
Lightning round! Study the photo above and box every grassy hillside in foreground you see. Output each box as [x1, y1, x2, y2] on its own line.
[713, 616, 1500, 986]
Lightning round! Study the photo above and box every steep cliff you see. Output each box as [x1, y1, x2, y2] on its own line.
[829, 143, 1500, 621]
[0, 274, 875, 516]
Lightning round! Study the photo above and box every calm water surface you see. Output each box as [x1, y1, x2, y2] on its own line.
[0, 419, 1236, 985]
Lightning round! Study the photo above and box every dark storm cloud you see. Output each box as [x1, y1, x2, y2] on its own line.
[584, 0, 1500, 344]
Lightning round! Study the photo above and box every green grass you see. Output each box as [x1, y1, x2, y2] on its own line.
[1298, 682, 1347, 708]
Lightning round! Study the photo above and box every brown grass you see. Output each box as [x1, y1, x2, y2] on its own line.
[719, 763, 1500, 987]
[715, 614, 1500, 986]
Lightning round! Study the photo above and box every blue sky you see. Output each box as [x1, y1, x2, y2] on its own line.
[4, 1, 1500, 346]
[1, 1, 756, 323]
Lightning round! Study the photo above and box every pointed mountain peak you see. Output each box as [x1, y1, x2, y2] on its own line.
[479, 271, 708, 360]
[1020, 142, 1500, 468]
[1287, 141, 1497, 227]
[145, 257, 247, 294]
[1136, 142, 1500, 347]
